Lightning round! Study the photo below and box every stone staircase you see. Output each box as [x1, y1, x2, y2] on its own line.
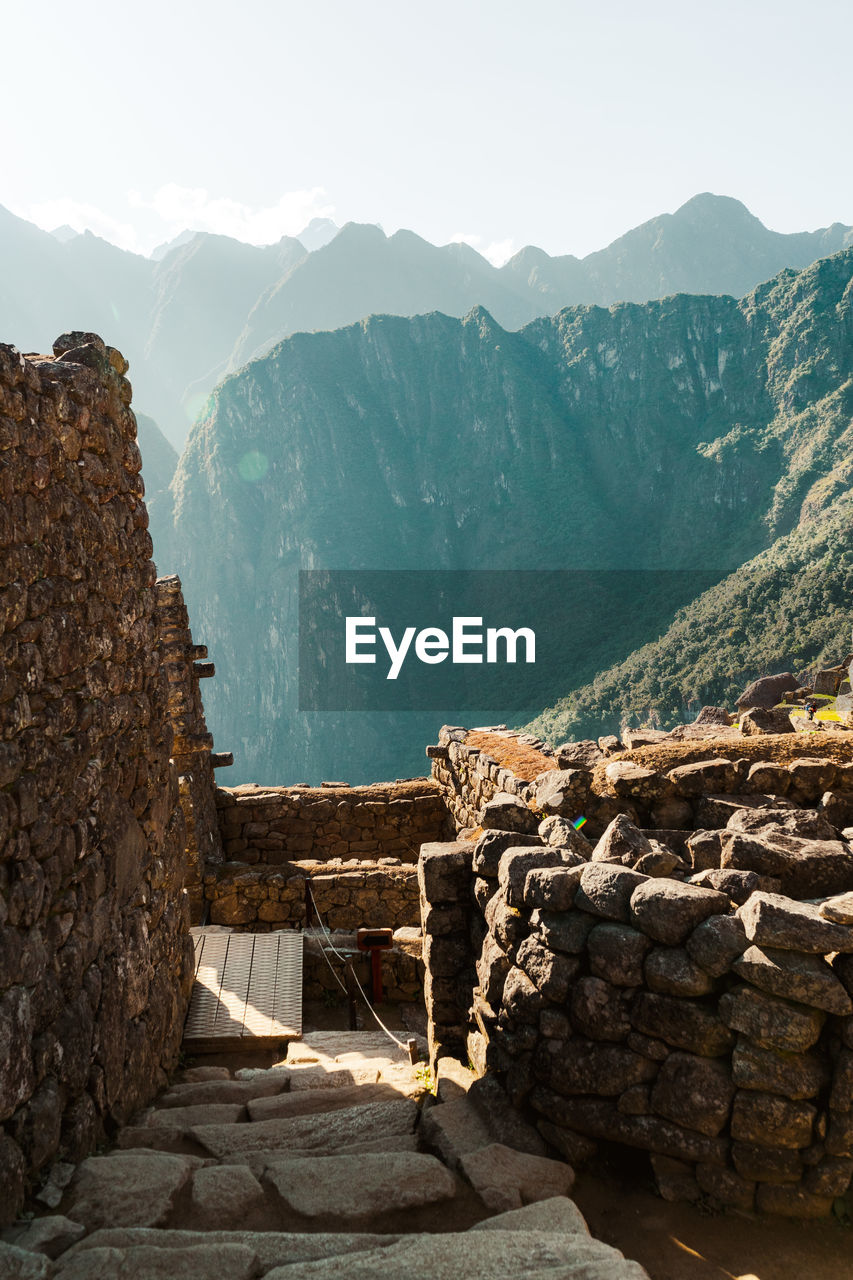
[1, 1033, 648, 1279]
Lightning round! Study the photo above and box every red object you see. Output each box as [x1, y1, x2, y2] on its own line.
[370, 948, 384, 1003]
[357, 927, 393, 1004]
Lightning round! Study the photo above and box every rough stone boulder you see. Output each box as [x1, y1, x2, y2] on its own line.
[523, 864, 585, 912]
[472, 830, 541, 878]
[694, 706, 733, 726]
[604, 762, 670, 802]
[592, 815, 653, 867]
[719, 985, 825, 1053]
[726, 807, 836, 840]
[538, 815, 593, 855]
[531, 769, 590, 819]
[191, 1098, 418, 1158]
[629, 879, 730, 945]
[738, 892, 853, 954]
[555, 740, 606, 769]
[741, 707, 796, 735]
[721, 831, 853, 899]
[736, 673, 798, 710]
[574, 864, 648, 922]
[498, 846, 583, 909]
[732, 945, 852, 1015]
[821, 892, 853, 925]
[667, 759, 739, 796]
[479, 793, 538, 835]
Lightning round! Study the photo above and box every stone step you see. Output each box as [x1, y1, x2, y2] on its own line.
[281, 1030, 424, 1066]
[51, 1228, 405, 1276]
[285, 1062, 419, 1091]
[155, 1075, 289, 1108]
[191, 1097, 419, 1158]
[247, 1080, 415, 1122]
[38, 1203, 649, 1279]
[261, 1151, 455, 1220]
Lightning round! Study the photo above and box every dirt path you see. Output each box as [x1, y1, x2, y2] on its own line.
[574, 1164, 852, 1280]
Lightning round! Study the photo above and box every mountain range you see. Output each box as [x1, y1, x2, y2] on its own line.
[2, 194, 851, 457]
[151, 245, 853, 784]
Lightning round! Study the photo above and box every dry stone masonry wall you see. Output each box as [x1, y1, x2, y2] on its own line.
[203, 779, 451, 935]
[0, 335, 195, 1222]
[155, 574, 227, 920]
[216, 779, 449, 864]
[421, 724, 853, 1217]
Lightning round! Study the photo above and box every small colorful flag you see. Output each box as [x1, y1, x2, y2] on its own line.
[572, 816, 587, 830]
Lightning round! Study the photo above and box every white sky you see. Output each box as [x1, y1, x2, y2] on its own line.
[2, 0, 851, 263]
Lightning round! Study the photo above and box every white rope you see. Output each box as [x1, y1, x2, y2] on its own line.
[305, 884, 349, 993]
[305, 881, 408, 1052]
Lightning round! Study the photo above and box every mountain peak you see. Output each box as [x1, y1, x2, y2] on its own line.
[672, 193, 764, 228]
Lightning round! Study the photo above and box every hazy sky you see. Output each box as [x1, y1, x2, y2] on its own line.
[2, 0, 851, 263]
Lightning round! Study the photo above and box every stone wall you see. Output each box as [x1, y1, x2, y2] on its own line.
[420, 724, 853, 1217]
[203, 859, 420, 932]
[303, 929, 423, 1006]
[0, 335, 194, 1223]
[155, 574, 228, 920]
[215, 779, 451, 864]
[431, 724, 853, 840]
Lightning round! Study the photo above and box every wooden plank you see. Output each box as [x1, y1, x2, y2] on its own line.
[183, 928, 302, 1050]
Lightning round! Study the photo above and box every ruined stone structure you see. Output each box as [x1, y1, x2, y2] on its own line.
[420, 725, 853, 1217]
[216, 779, 449, 864]
[202, 778, 451, 933]
[0, 335, 196, 1221]
[155, 574, 227, 919]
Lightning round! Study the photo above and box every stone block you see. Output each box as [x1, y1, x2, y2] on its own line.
[631, 992, 734, 1057]
[480, 793, 538, 834]
[755, 1183, 834, 1217]
[685, 912, 746, 977]
[458, 1142, 575, 1213]
[574, 864, 648, 923]
[523, 864, 585, 912]
[731, 1090, 816, 1148]
[499, 847, 582, 909]
[644, 947, 714, 997]
[718, 984, 825, 1053]
[738, 892, 853, 954]
[731, 1141, 803, 1183]
[588, 922, 651, 986]
[570, 976, 632, 1042]
[650, 1052, 734, 1136]
[529, 1091, 728, 1165]
[732, 1037, 828, 1100]
[650, 1153, 702, 1203]
[732, 945, 852, 1015]
[501, 967, 544, 1024]
[591, 814, 652, 865]
[264, 1151, 455, 1219]
[531, 908, 596, 955]
[472, 831, 541, 878]
[66, 1151, 200, 1230]
[534, 1036, 657, 1096]
[629, 879, 730, 945]
[695, 1162, 755, 1210]
[515, 936, 579, 1002]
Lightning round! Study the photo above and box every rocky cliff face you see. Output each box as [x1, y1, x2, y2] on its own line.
[3, 194, 851, 451]
[155, 248, 853, 783]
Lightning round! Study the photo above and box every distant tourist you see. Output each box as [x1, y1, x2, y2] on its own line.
[805, 701, 818, 721]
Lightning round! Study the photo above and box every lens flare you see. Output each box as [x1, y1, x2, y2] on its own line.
[238, 450, 269, 482]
